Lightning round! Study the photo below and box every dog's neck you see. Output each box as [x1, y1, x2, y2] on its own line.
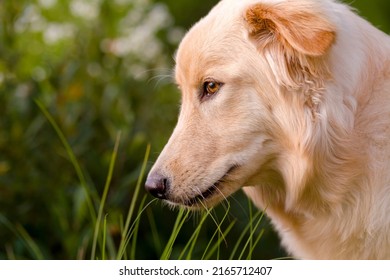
[250, 82, 370, 219]
[273, 26, 390, 218]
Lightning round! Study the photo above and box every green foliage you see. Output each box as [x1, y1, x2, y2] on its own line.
[0, 0, 389, 260]
[0, 0, 180, 259]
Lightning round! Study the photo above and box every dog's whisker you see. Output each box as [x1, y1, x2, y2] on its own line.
[148, 74, 174, 88]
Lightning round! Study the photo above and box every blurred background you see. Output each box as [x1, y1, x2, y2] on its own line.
[0, 0, 389, 259]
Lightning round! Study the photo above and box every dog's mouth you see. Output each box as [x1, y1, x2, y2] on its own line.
[181, 165, 239, 207]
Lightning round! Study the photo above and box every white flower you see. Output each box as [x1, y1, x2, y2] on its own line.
[43, 23, 75, 44]
[14, 5, 46, 33]
[145, 4, 173, 30]
[32, 67, 47, 81]
[38, 0, 57, 9]
[103, 2, 173, 62]
[167, 27, 185, 45]
[70, 0, 101, 21]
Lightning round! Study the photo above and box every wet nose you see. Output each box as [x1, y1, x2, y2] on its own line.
[145, 172, 170, 199]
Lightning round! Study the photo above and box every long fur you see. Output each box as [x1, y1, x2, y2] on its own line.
[146, 0, 390, 259]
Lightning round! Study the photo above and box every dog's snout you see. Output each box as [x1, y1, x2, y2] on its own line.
[145, 172, 170, 199]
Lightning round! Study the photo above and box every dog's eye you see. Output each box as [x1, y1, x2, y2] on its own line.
[202, 81, 222, 99]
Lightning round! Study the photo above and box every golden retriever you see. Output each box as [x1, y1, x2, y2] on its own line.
[145, 0, 390, 259]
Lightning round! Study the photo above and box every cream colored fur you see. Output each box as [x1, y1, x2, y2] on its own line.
[146, 0, 390, 259]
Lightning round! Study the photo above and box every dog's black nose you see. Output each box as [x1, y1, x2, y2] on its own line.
[145, 172, 170, 199]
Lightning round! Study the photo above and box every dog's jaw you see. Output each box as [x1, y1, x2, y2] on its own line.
[180, 165, 240, 208]
[160, 165, 241, 209]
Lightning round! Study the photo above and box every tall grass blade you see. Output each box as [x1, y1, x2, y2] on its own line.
[102, 214, 108, 260]
[178, 210, 209, 260]
[130, 194, 148, 259]
[5, 244, 16, 260]
[160, 208, 190, 260]
[117, 198, 157, 259]
[200, 203, 232, 260]
[91, 132, 121, 260]
[248, 199, 254, 259]
[198, 200, 229, 244]
[238, 210, 265, 260]
[229, 210, 263, 260]
[247, 228, 264, 260]
[146, 208, 162, 255]
[202, 219, 236, 260]
[116, 144, 151, 259]
[15, 224, 45, 260]
[0, 212, 44, 259]
[35, 100, 97, 223]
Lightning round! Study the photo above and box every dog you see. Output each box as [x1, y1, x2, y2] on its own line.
[145, 0, 390, 259]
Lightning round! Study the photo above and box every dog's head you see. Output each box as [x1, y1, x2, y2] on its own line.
[145, 0, 336, 209]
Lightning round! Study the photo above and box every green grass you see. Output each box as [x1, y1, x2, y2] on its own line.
[0, 215, 44, 260]
[0, 100, 268, 260]
[35, 100, 98, 225]
[91, 131, 122, 260]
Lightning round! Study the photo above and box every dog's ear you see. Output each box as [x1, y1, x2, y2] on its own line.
[244, 1, 336, 111]
[244, 2, 335, 56]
